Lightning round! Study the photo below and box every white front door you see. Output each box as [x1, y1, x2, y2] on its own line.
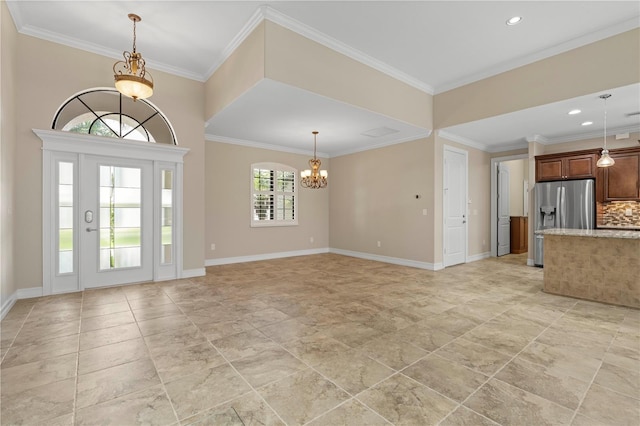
[497, 163, 511, 256]
[443, 146, 468, 267]
[81, 157, 154, 288]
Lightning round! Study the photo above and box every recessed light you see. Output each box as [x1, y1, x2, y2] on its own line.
[568, 109, 582, 115]
[581, 121, 593, 126]
[506, 16, 523, 26]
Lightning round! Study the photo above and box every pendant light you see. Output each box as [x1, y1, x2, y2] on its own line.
[596, 93, 615, 168]
[113, 13, 154, 101]
[300, 131, 328, 189]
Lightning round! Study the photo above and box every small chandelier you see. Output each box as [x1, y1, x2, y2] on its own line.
[300, 131, 328, 189]
[113, 13, 153, 101]
[596, 93, 615, 168]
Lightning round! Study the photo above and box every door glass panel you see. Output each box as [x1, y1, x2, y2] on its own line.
[58, 162, 73, 274]
[99, 165, 142, 270]
[161, 169, 173, 264]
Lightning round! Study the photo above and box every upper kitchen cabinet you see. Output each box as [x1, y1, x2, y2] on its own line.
[602, 147, 640, 201]
[535, 150, 598, 182]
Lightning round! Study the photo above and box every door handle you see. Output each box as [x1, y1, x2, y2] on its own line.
[86, 227, 98, 232]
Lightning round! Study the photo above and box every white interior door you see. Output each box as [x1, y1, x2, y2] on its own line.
[443, 146, 468, 267]
[81, 156, 153, 287]
[497, 163, 511, 256]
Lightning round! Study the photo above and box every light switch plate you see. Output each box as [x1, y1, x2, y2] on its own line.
[625, 208, 633, 217]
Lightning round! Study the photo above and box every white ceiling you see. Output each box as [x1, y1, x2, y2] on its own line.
[7, 1, 640, 155]
[441, 83, 640, 152]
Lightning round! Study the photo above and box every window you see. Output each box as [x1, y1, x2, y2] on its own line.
[251, 163, 298, 227]
[52, 88, 177, 145]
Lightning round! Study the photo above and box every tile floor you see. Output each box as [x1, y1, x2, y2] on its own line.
[1, 253, 638, 425]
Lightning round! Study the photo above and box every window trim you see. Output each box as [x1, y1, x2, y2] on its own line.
[250, 162, 298, 228]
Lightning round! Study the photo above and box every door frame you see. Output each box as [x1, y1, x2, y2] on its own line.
[490, 153, 528, 258]
[497, 162, 511, 256]
[442, 145, 468, 267]
[37, 129, 189, 295]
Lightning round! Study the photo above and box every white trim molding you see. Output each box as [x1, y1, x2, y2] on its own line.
[329, 248, 443, 271]
[262, 7, 433, 95]
[467, 252, 491, 263]
[206, 248, 330, 267]
[1, 293, 17, 320]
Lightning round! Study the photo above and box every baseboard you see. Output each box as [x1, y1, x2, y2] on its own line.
[1, 291, 17, 320]
[467, 252, 490, 263]
[1, 287, 42, 320]
[17, 287, 43, 299]
[329, 248, 440, 271]
[205, 248, 330, 266]
[181, 268, 206, 278]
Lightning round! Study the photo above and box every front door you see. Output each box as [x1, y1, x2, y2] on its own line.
[81, 157, 153, 287]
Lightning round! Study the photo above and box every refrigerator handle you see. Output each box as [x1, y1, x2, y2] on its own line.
[558, 186, 565, 228]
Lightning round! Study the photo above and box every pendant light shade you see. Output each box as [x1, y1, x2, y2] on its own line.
[596, 94, 614, 168]
[113, 14, 153, 101]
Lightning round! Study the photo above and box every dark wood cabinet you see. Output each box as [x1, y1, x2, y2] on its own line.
[510, 216, 528, 254]
[603, 148, 640, 201]
[536, 151, 598, 182]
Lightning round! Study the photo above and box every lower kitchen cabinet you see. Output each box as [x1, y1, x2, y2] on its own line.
[510, 216, 528, 254]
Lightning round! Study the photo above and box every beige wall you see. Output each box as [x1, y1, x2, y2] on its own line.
[1, 2, 18, 304]
[329, 138, 433, 263]
[12, 34, 205, 291]
[264, 21, 432, 130]
[205, 22, 265, 120]
[205, 141, 329, 259]
[434, 29, 640, 129]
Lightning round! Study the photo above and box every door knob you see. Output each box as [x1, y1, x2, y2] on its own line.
[86, 227, 98, 232]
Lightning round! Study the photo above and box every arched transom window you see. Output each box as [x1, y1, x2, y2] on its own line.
[52, 88, 177, 145]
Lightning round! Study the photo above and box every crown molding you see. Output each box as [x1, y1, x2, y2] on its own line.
[331, 131, 432, 158]
[207, 131, 433, 158]
[14, 24, 204, 82]
[262, 6, 434, 95]
[204, 6, 267, 80]
[205, 134, 329, 158]
[437, 130, 487, 151]
[5, 1, 23, 30]
[434, 16, 640, 94]
[486, 141, 529, 153]
[525, 134, 550, 144]
[439, 129, 529, 153]
[543, 124, 640, 145]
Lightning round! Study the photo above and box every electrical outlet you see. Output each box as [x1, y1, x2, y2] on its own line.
[310, 237, 314, 243]
[210, 243, 216, 250]
[625, 208, 633, 217]
[422, 209, 427, 216]
[377, 241, 381, 247]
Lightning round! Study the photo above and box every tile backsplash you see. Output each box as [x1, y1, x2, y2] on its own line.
[597, 201, 640, 227]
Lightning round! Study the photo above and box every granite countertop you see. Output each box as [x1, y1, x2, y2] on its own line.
[597, 225, 640, 231]
[535, 228, 640, 239]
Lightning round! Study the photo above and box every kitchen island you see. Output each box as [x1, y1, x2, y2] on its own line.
[536, 228, 640, 308]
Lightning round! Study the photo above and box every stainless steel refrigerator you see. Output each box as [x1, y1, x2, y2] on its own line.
[534, 179, 595, 266]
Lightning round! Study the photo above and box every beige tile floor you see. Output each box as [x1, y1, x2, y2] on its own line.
[1, 253, 638, 425]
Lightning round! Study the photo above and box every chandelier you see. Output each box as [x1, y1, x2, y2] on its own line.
[300, 131, 328, 189]
[113, 13, 153, 101]
[596, 93, 615, 168]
